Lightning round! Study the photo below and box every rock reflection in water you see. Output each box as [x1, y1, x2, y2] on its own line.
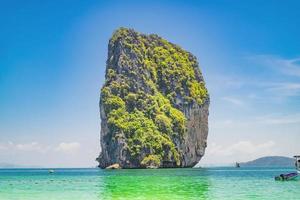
[97, 168, 210, 199]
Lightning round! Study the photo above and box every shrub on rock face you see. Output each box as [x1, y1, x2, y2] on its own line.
[98, 28, 209, 169]
[141, 155, 161, 168]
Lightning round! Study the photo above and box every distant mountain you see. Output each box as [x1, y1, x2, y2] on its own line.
[240, 156, 295, 167]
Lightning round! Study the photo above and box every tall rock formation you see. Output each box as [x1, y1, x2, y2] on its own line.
[97, 28, 209, 168]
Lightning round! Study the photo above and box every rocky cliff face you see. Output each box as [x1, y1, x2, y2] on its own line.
[97, 28, 209, 168]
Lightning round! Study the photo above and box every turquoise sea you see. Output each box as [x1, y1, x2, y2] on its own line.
[0, 167, 299, 200]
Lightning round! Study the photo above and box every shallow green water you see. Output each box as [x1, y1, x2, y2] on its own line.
[0, 167, 299, 200]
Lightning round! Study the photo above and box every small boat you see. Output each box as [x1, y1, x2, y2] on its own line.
[48, 169, 55, 174]
[275, 172, 298, 181]
[275, 155, 300, 181]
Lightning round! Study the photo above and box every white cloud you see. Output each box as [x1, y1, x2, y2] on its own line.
[202, 140, 276, 164]
[15, 142, 42, 151]
[0, 142, 49, 153]
[55, 142, 81, 153]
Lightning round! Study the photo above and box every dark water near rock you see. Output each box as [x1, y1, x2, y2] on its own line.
[0, 167, 299, 199]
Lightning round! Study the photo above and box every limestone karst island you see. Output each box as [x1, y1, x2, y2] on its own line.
[97, 28, 209, 169]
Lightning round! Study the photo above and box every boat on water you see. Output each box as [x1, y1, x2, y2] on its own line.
[275, 172, 298, 181]
[275, 155, 300, 181]
[48, 169, 55, 174]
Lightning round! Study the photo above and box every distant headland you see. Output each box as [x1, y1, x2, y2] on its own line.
[239, 156, 295, 167]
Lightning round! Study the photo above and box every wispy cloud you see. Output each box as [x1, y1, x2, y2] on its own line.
[0, 141, 81, 154]
[15, 142, 48, 152]
[256, 113, 300, 125]
[265, 82, 300, 97]
[207, 74, 245, 91]
[249, 55, 300, 77]
[238, 55, 300, 98]
[211, 113, 300, 130]
[0, 142, 50, 153]
[222, 96, 244, 106]
[207, 140, 275, 156]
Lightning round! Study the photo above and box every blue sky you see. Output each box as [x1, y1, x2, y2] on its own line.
[1, 0, 299, 167]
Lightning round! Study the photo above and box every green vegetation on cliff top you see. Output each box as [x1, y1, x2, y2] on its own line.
[101, 28, 208, 167]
